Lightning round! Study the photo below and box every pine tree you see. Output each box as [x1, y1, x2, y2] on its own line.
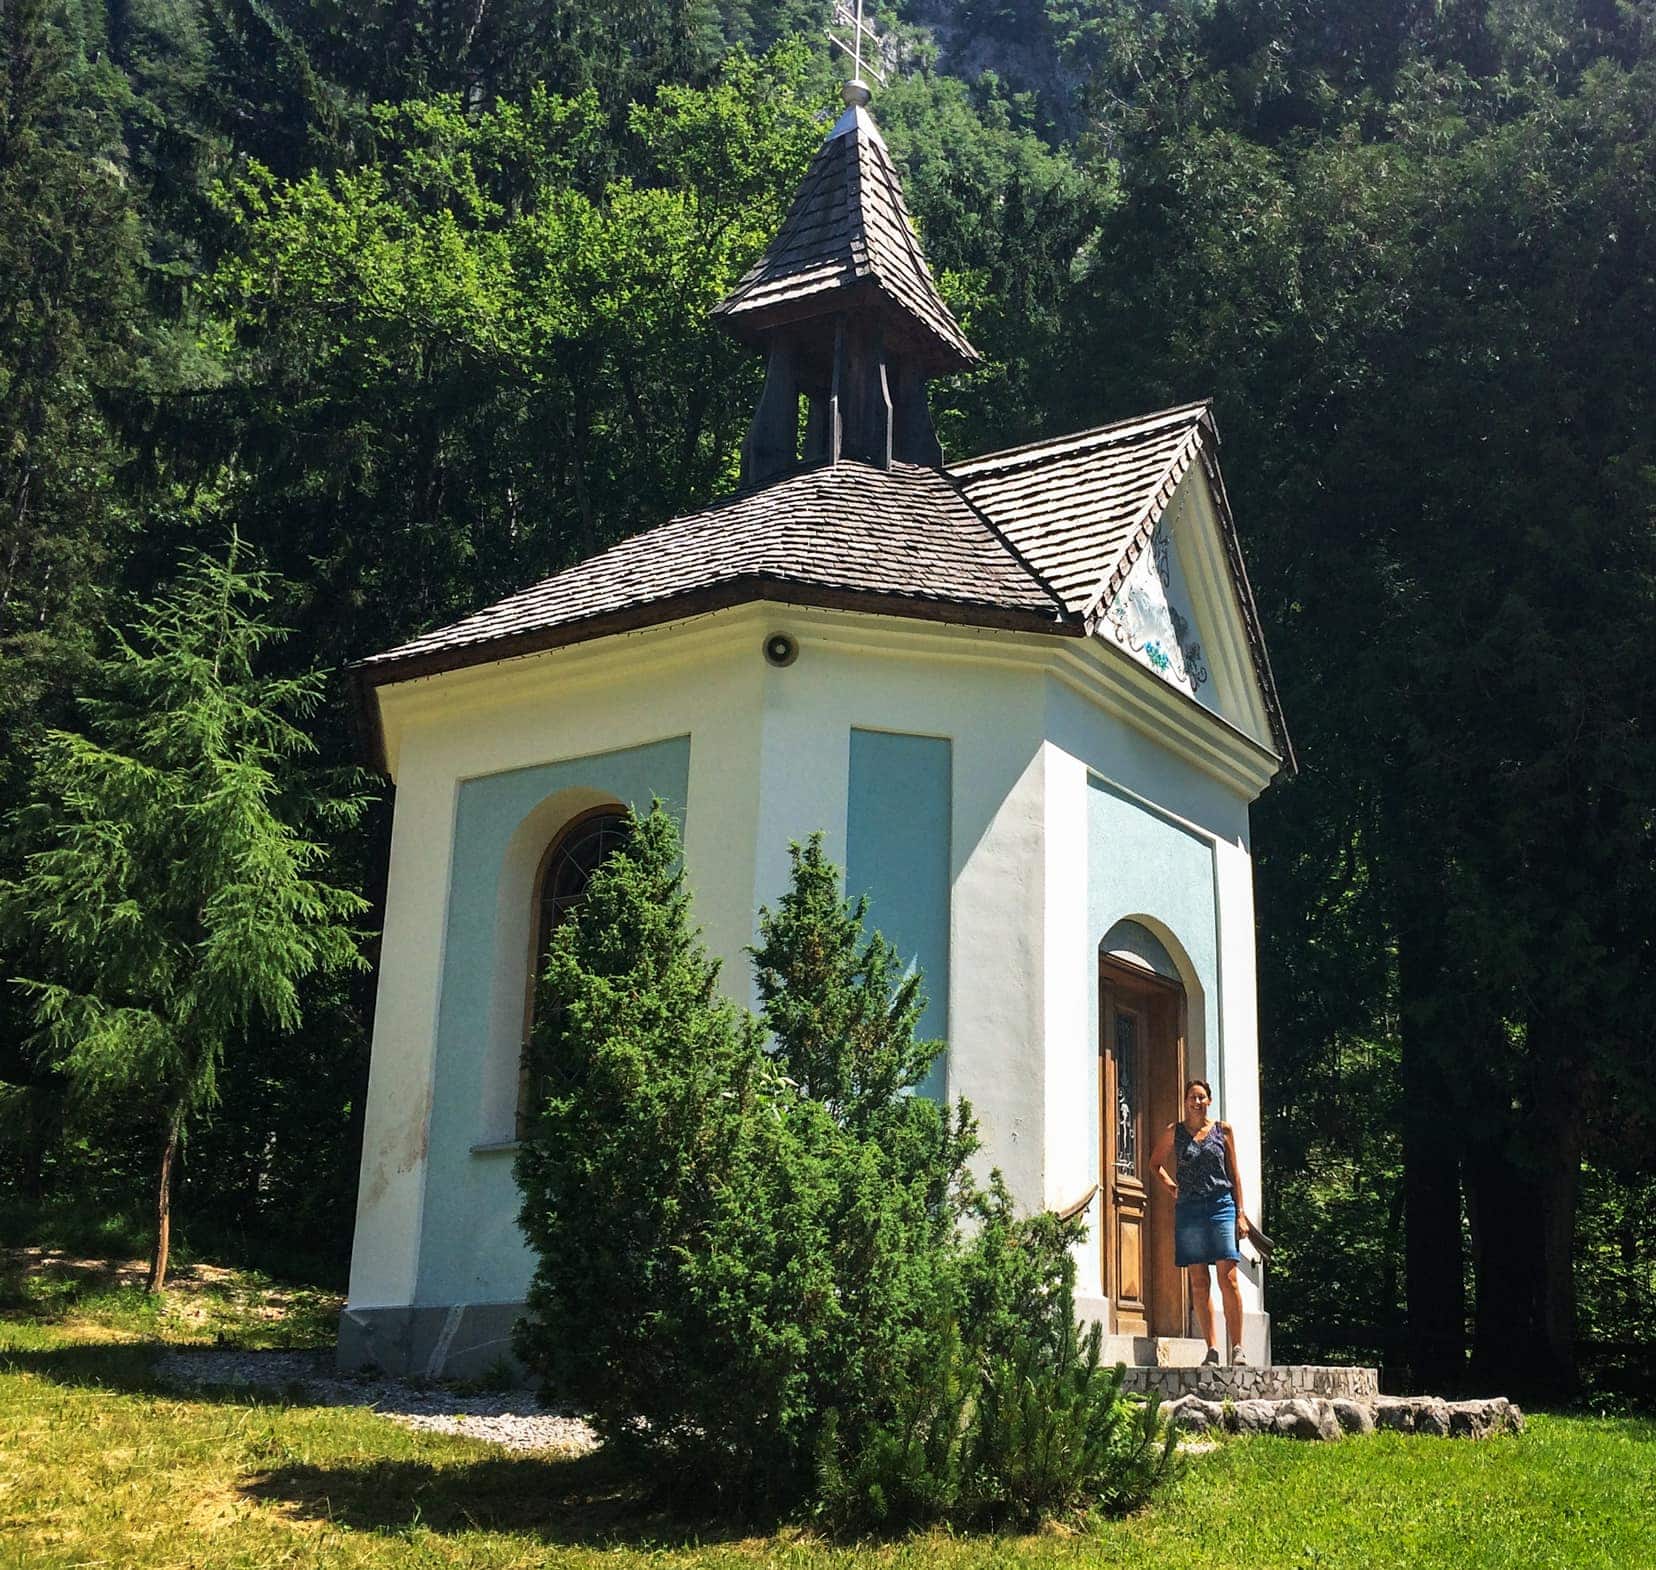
[752, 838, 1169, 1528]
[516, 815, 1171, 1524]
[516, 814, 975, 1509]
[0, 537, 370, 1290]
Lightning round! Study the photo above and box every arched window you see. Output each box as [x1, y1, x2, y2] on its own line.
[518, 806, 631, 1134]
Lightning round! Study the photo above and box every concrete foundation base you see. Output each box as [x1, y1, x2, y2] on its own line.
[1076, 1296, 1272, 1368]
[1120, 1362, 1379, 1402]
[338, 1300, 1275, 1383]
[337, 1302, 525, 1381]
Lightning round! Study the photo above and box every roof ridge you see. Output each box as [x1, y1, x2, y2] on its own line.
[940, 468, 1074, 623]
[864, 132, 932, 305]
[843, 122, 867, 279]
[950, 400, 1213, 477]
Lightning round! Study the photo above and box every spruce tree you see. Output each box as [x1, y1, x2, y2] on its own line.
[516, 818, 1170, 1525]
[0, 538, 370, 1290]
[516, 815, 975, 1509]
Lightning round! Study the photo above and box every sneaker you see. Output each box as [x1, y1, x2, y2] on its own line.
[1202, 1346, 1221, 1367]
[1230, 1346, 1249, 1366]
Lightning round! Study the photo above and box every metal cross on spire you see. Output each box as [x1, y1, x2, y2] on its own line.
[828, 0, 886, 95]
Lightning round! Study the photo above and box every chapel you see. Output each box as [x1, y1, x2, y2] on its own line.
[339, 77, 1293, 1380]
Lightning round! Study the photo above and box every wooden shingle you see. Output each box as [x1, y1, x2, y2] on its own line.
[949, 402, 1210, 619]
[711, 105, 978, 376]
[354, 406, 1292, 772]
[356, 461, 1064, 680]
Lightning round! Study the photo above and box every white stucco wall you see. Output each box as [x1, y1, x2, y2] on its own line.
[347, 600, 1280, 1351]
[347, 621, 766, 1313]
[745, 615, 1052, 1205]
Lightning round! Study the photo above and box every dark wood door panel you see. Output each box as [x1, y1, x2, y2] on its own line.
[1101, 962, 1187, 1340]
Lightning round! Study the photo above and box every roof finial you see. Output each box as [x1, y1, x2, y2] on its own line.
[828, 0, 885, 101]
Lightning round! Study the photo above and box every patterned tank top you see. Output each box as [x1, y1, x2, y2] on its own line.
[1173, 1120, 1233, 1203]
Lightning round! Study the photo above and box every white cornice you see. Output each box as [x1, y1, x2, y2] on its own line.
[374, 600, 1281, 800]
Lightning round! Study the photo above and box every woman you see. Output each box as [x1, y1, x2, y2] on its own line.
[1149, 1079, 1251, 1367]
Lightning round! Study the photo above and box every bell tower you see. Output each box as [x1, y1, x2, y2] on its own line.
[711, 78, 980, 486]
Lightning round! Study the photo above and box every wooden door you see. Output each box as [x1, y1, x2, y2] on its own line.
[1101, 962, 1186, 1338]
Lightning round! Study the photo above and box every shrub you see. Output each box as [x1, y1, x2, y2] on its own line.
[967, 1319, 1176, 1527]
[515, 812, 1175, 1527]
[813, 1196, 1177, 1533]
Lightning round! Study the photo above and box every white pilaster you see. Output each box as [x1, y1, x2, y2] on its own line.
[345, 754, 453, 1309]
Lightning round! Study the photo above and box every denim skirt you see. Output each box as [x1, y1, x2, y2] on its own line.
[1174, 1194, 1241, 1267]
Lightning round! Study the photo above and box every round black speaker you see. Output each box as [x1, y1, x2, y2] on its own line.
[763, 632, 799, 668]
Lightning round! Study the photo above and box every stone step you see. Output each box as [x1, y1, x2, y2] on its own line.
[1100, 1335, 1211, 1367]
[1120, 1363, 1380, 1402]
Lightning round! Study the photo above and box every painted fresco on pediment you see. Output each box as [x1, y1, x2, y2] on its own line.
[1103, 520, 1213, 705]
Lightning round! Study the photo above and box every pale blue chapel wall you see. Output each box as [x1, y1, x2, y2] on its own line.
[1083, 773, 1220, 1298]
[845, 730, 952, 1101]
[1045, 675, 1233, 1156]
[1085, 774, 1220, 1081]
[1047, 678, 1249, 850]
[414, 736, 691, 1309]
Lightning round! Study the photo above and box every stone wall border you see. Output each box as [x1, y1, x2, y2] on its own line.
[1158, 1388, 1525, 1442]
[1121, 1363, 1380, 1402]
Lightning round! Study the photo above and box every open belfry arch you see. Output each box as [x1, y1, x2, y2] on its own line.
[340, 62, 1292, 1380]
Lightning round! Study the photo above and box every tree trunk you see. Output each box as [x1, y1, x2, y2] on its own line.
[1403, 1110, 1465, 1388]
[1379, 1172, 1406, 1352]
[1537, 1104, 1581, 1392]
[1398, 905, 1466, 1390]
[1465, 1136, 1541, 1390]
[1462, 986, 1586, 1399]
[1464, 1099, 1582, 1397]
[147, 1108, 183, 1294]
[1530, 1003, 1586, 1395]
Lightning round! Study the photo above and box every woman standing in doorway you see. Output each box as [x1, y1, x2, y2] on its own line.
[1149, 1080, 1251, 1366]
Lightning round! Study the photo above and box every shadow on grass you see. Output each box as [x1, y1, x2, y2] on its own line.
[0, 1338, 164, 1389]
[0, 1254, 152, 1319]
[0, 1340, 333, 1409]
[6, 1340, 779, 1546]
[243, 1451, 769, 1550]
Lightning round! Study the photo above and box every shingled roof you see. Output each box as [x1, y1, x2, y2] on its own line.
[952, 402, 1292, 768]
[352, 401, 1292, 772]
[354, 460, 1065, 685]
[711, 103, 978, 376]
[951, 402, 1210, 622]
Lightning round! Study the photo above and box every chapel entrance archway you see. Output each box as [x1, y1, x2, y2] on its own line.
[1100, 948, 1187, 1340]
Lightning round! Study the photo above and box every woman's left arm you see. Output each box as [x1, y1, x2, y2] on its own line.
[1222, 1122, 1250, 1238]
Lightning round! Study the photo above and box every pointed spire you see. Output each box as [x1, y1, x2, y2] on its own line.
[712, 88, 978, 486]
[713, 88, 977, 377]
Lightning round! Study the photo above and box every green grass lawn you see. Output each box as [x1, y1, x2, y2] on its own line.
[1, 1252, 1651, 1569]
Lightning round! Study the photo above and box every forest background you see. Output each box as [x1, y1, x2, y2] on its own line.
[1, 0, 1652, 1403]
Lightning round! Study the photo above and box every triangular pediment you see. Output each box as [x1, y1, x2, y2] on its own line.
[950, 403, 1289, 765]
[1097, 467, 1276, 750]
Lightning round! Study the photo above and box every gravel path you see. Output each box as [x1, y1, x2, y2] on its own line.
[154, 1348, 599, 1455]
